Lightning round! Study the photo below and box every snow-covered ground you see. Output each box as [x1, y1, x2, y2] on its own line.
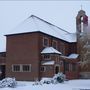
[0, 79, 90, 90]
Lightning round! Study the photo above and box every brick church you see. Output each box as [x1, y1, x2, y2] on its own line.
[0, 10, 89, 81]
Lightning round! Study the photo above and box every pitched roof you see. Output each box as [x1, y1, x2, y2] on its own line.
[68, 53, 79, 59]
[61, 53, 79, 59]
[6, 15, 76, 43]
[41, 47, 61, 54]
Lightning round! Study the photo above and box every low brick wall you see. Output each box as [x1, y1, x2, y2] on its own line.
[66, 71, 79, 79]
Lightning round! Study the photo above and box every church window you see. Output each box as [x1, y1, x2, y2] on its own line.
[12, 65, 21, 72]
[81, 17, 84, 32]
[60, 42, 65, 55]
[52, 40, 57, 49]
[72, 63, 76, 71]
[65, 62, 69, 71]
[43, 37, 49, 47]
[43, 54, 51, 60]
[40, 66, 46, 72]
[22, 64, 31, 72]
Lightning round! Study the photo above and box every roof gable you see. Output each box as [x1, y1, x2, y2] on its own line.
[6, 15, 76, 43]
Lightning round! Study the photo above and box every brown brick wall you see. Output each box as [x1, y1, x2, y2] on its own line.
[6, 33, 40, 81]
[66, 71, 79, 79]
[39, 33, 77, 56]
[40, 65, 54, 78]
[5, 32, 78, 80]
[39, 33, 78, 79]
[0, 52, 6, 65]
[0, 57, 6, 65]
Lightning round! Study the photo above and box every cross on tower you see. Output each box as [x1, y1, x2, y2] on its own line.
[81, 5, 83, 10]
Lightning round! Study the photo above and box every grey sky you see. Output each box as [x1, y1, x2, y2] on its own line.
[0, 1, 90, 51]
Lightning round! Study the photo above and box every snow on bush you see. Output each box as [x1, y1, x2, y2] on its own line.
[52, 72, 66, 84]
[33, 73, 66, 85]
[40, 78, 52, 84]
[33, 79, 42, 85]
[0, 77, 17, 88]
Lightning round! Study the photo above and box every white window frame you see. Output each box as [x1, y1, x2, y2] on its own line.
[12, 64, 31, 72]
[22, 64, 31, 72]
[12, 64, 22, 72]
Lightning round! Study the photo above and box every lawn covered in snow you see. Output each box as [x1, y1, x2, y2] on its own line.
[0, 79, 90, 90]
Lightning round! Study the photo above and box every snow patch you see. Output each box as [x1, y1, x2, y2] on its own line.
[41, 47, 61, 54]
[41, 61, 55, 65]
[68, 54, 79, 59]
[0, 77, 17, 88]
[0, 79, 90, 90]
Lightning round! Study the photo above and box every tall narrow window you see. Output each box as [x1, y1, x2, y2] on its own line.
[52, 40, 57, 49]
[40, 66, 46, 72]
[72, 63, 76, 71]
[81, 17, 84, 32]
[60, 42, 65, 55]
[65, 62, 69, 71]
[60, 61, 63, 66]
[55, 65, 60, 74]
[43, 37, 49, 47]
[69, 64, 72, 71]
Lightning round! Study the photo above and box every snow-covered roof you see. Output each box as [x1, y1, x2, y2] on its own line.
[61, 53, 79, 59]
[41, 61, 54, 65]
[6, 15, 76, 43]
[68, 54, 79, 59]
[41, 47, 61, 54]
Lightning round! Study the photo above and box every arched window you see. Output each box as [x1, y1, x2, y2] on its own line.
[81, 16, 84, 32]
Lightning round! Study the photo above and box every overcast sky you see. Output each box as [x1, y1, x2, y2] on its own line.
[0, 1, 90, 51]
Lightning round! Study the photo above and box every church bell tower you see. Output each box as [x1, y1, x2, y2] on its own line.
[76, 10, 88, 54]
[76, 10, 90, 78]
[76, 10, 88, 37]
